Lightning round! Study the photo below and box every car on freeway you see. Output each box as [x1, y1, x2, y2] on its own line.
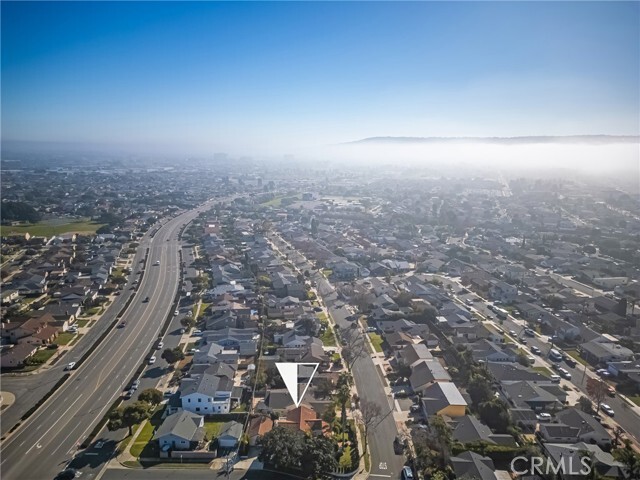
[54, 468, 80, 480]
[143, 296, 150, 302]
[601, 404, 615, 417]
[117, 321, 126, 328]
[65, 362, 76, 371]
[154, 260, 160, 266]
[148, 356, 157, 365]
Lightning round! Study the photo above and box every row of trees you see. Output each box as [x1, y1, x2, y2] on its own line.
[107, 388, 163, 436]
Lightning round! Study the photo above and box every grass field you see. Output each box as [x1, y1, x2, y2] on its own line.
[130, 421, 155, 458]
[628, 396, 640, 407]
[368, 333, 383, 353]
[55, 332, 76, 346]
[566, 349, 589, 366]
[76, 319, 90, 328]
[532, 366, 553, 378]
[320, 326, 337, 347]
[29, 348, 57, 365]
[204, 421, 225, 440]
[0, 219, 104, 237]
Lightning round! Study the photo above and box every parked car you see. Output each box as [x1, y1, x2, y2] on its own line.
[132, 379, 141, 389]
[530, 345, 541, 354]
[550, 374, 561, 384]
[524, 328, 535, 337]
[601, 404, 615, 417]
[558, 368, 572, 380]
[537, 413, 552, 422]
[608, 386, 616, 397]
[156, 341, 164, 350]
[565, 357, 577, 368]
[124, 388, 135, 399]
[54, 468, 80, 480]
[402, 466, 414, 480]
[174, 310, 179, 316]
[148, 356, 156, 365]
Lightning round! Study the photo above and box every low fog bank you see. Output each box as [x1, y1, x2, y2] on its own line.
[302, 141, 639, 177]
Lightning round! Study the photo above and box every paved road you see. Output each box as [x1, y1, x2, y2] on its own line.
[327, 300, 405, 479]
[100, 468, 291, 480]
[0, 203, 213, 480]
[271, 234, 405, 479]
[0, 247, 146, 436]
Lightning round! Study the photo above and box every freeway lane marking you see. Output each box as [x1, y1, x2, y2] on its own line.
[21, 393, 84, 456]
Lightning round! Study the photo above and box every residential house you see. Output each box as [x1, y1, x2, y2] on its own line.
[409, 360, 452, 394]
[218, 421, 243, 448]
[267, 296, 304, 319]
[543, 443, 625, 480]
[278, 404, 328, 436]
[450, 451, 500, 480]
[0, 343, 38, 368]
[579, 339, 635, 365]
[180, 365, 235, 414]
[488, 280, 518, 304]
[202, 328, 259, 356]
[450, 415, 517, 446]
[154, 411, 205, 451]
[256, 389, 293, 415]
[420, 382, 467, 418]
[248, 415, 274, 446]
[396, 343, 434, 367]
[500, 381, 567, 412]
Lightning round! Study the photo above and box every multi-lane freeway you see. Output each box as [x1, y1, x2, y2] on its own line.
[0, 202, 212, 480]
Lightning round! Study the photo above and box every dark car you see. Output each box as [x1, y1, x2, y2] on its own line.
[117, 322, 126, 328]
[54, 469, 79, 480]
[565, 358, 577, 368]
[143, 296, 150, 303]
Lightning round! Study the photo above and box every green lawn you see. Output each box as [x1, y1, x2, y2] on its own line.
[0, 219, 104, 237]
[532, 366, 553, 378]
[85, 307, 101, 316]
[130, 421, 155, 458]
[566, 349, 589, 366]
[56, 332, 76, 346]
[627, 396, 640, 407]
[69, 334, 83, 346]
[204, 421, 225, 440]
[322, 269, 333, 277]
[317, 312, 328, 323]
[320, 326, 337, 347]
[29, 348, 57, 364]
[368, 333, 383, 353]
[76, 319, 90, 328]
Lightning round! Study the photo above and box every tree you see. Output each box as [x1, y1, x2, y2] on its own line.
[1, 201, 41, 223]
[335, 383, 351, 433]
[467, 374, 493, 407]
[586, 378, 608, 411]
[478, 399, 512, 434]
[258, 426, 305, 471]
[180, 315, 196, 330]
[161, 347, 185, 366]
[546, 295, 564, 310]
[315, 377, 334, 399]
[301, 435, 338, 479]
[339, 327, 366, 370]
[577, 396, 595, 414]
[359, 400, 383, 455]
[138, 388, 163, 406]
[107, 402, 150, 436]
[613, 440, 640, 479]
[517, 351, 532, 367]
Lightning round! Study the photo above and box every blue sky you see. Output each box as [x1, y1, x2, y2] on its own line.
[2, 1, 639, 154]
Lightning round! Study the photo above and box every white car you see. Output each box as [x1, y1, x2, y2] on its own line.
[174, 310, 179, 316]
[537, 413, 552, 422]
[154, 260, 160, 266]
[601, 404, 615, 417]
[65, 362, 76, 371]
[148, 356, 156, 365]
[156, 341, 164, 350]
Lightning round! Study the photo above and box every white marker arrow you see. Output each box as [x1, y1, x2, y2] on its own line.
[275, 362, 319, 408]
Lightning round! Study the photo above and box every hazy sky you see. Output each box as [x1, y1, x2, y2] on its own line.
[2, 1, 639, 154]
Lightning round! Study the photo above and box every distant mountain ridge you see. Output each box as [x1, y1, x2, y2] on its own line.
[346, 135, 639, 145]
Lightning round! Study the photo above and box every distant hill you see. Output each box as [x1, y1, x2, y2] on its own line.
[346, 135, 639, 145]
